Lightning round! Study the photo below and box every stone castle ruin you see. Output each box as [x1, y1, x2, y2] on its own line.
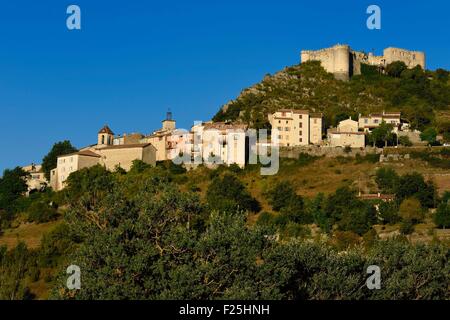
[301, 44, 426, 81]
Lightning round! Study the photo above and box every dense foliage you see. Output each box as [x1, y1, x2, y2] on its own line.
[42, 166, 448, 300]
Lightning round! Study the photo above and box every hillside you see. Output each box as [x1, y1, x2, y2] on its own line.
[213, 61, 450, 132]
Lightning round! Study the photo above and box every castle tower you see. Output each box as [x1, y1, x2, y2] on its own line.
[98, 125, 115, 147]
[333, 45, 351, 81]
[162, 110, 176, 131]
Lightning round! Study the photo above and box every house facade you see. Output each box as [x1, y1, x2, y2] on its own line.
[358, 111, 401, 133]
[328, 118, 366, 148]
[50, 126, 156, 191]
[22, 164, 47, 194]
[268, 109, 323, 147]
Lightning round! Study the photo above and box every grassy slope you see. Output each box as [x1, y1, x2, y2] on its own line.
[0, 220, 61, 250]
[213, 61, 450, 130]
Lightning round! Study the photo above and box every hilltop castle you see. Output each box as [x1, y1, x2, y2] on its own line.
[301, 44, 426, 81]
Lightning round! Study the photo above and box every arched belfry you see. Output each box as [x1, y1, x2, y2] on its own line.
[98, 125, 115, 147]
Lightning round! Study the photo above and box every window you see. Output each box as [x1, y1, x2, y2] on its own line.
[299, 115, 302, 119]
[299, 131, 303, 135]
[102, 135, 105, 144]
[299, 123, 302, 128]
[364, 119, 368, 124]
[299, 138, 303, 142]
[374, 119, 379, 124]
[278, 135, 282, 140]
[285, 127, 290, 131]
[314, 119, 317, 124]
[286, 121, 288, 124]
[277, 127, 282, 131]
[278, 120, 281, 124]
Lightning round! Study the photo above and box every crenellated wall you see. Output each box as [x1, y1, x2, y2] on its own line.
[300, 44, 425, 80]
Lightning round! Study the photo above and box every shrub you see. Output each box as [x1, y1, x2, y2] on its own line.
[398, 136, 413, 147]
[256, 211, 275, 226]
[206, 174, 260, 213]
[27, 201, 58, 223]
[400, 221, 414, 235]
[266, 181, 299, 212]
[434, 202, 450, 229]
[399, 198, 424, 224]
[331, 231, 361, 250]
[375, 167, 399, 193]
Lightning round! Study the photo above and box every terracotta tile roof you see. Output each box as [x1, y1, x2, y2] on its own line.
[329, 130, 366, 135]
[98, 125, 114, 135]
[59, 150, 101, 158]
[203, 122, 248, 130]
[78, 150, 102, 158]
[274, 117, 294, 120]
[358, 194, 395, 201]
[98, 143, 154, 150]
[277, 109, 309, 114]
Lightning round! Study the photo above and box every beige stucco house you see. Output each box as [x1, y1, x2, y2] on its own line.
[22, 164, 47, 194]
[50, 125, 156, 191]
[328, 118, 366, 148]
[199, 122, 248, 168]
[358, 111, 401, 133]
[268, 109, 323, 147]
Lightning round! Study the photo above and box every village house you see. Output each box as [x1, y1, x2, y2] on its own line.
[50, 125, 156, 191]
[268, 109, 323, 147]
[141, 112, 177, 161]
[328, 117, 366, 149]
[197, 122, 248, 168]
[358, 111, 402, 133]
[22, 164, 47, 194]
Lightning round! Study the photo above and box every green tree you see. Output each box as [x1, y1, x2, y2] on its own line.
[398, 135, 413, 147]
[26, 200, 58, 223]
[130, 159, 152, 173]
[378, 201, 400, 225]
[64, 164, 114, 209]
[206, 174, 260, 213]
[434, 202, 450, 229]
[395, 172, 436, 208]
[435, 68, 449, 82]
[369, 121, 394, 147]
[0, 167, 29, 225]
[42, 141, 77, 180]
[399, 197, 423, 224]
[420, 127, 438, 145]
[375, 167, 399, 193]
[267, 181, 299, 212]
[386, 61, 408, 78]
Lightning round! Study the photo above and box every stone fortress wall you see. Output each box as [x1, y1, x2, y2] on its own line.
[301, 44, 426, 81]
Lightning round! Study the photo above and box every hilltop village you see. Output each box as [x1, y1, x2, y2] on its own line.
[21, 44, 441, 193]
[23, 107, 425, 193]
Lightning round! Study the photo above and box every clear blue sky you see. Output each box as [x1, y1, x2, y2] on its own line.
[1, 0, 449, 173]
